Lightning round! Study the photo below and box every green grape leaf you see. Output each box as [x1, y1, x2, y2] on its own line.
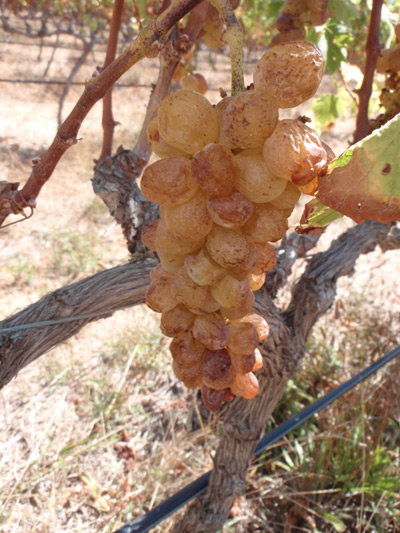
[317, 114, 400, 224]
[296, 198, 343, 235]
[312, 94, 340, 128]
[324, 22, 347, 73]
[329, 0, 359, 25]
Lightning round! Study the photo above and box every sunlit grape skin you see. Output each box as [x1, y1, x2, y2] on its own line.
[158, 89, 219, 155]
[253, 41, 325, 109]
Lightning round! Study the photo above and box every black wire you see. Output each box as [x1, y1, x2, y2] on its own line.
[113, 345, 400, 533]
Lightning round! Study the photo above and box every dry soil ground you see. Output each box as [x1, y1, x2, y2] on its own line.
[0, 30, 400, 533]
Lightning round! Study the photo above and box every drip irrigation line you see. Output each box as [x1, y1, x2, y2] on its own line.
[0, 307, 133, 333]
[114, 345, 400, 533]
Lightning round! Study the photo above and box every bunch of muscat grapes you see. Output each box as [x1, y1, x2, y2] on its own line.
[141, 40, 330, 411]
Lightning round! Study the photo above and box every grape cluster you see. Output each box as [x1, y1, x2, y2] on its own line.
[141, 41, 328, 411]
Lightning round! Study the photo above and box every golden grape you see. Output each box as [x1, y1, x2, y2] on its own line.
[244, 203, 288, 243]
[184, 246, 226, 286]
[222, 89, 279, 149]
[232, 313, 269, 341]
[235, 148, 287, 203]
[206, 225, 256, 274]
[170, 330, 206, 366]
[172, 267, 220, 314]
[227, 322, 260, 355]
[158, 89, 219, 154]
[147, 117, 188, 159]
[254, 41, 324, 108]
[230, 372, 259, 399]
[163, 190, 213, 242]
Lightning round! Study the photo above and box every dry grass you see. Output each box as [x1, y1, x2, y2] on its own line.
[1, 31, 400, 533]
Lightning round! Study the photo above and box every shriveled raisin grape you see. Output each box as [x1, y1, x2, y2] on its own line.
[202, 348, 236, 389]
[190, 143, 238, 197]
[141, 157, 198, 207]
[192, 313, 229, 350]
[263, 119, 327, 186]
[161, 306, 195, 337]
[207, 190, 254, 228]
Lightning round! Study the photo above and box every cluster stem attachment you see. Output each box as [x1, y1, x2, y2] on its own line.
[210, 0, 245, 96]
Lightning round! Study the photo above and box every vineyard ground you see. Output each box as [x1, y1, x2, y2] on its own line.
[0, 32, 400, 532]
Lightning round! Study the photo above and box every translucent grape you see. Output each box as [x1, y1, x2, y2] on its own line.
[145, 272, 177, 313]
[227, 322, 260, 355]
[248, 271, 266, 291]
[173, 359, 203, 385]
[163, 190, 213, 242]
[170, 330, 206, 366]
[158, 89, 219, 154]
[184, 246, 226, 286]
[156, 217, 205, 257]
[253, 242, 277, 275]
[232, 313, 269, 341]
[270, 181, 301, 210]
[206, 226, 256, 274]
[230, 372, 259, 399]
[211, 273, 253, 309]
[157, 248, 186, 274]
[229, 350, 256, 374]
[141, 219, 159, 251]
[254, 41, 325, 108]
[171, 267, 220, 313]
[235, 149, 287, 203]
[220, 289, 255, 321]
[147, 117, 188, 159]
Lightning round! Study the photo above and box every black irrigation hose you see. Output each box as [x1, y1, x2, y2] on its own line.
[114, 345, 400, 533]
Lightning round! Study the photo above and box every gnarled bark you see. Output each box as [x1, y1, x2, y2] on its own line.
[0, 259, 156, 390]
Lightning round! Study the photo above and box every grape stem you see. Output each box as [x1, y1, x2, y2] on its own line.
[209, 0, 245, 96]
